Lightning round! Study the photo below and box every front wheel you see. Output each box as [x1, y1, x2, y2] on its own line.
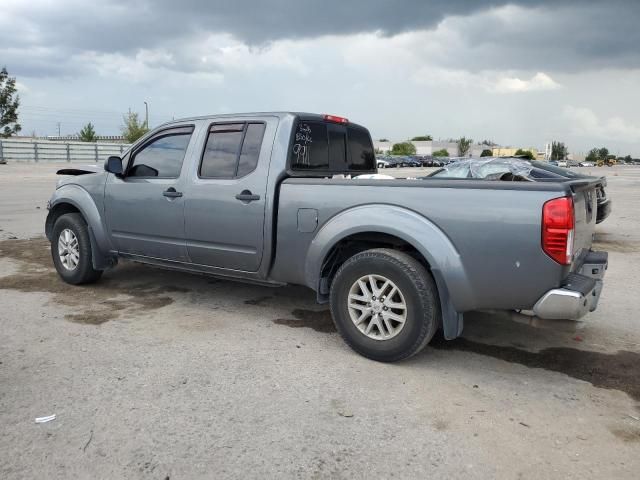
[51, 213, 103, 285]
[330, 248, 440, 362]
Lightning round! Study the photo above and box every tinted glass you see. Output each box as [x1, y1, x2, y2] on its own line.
[237, 123, 266, 177]
[129, 133, 191, 178]
[291, 121, 328, 170]
[328, 129, 347, 168]
[347, 127, 375, 170]
[530, 160, 585, 178]
[200, 128, 244, 178]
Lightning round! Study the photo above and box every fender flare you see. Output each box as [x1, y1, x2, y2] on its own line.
[304, 205, 474, 339]
[46, 185, 114, 269]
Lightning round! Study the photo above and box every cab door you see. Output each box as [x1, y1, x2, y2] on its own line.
[104, 125, 196, 261]
[184, 119, 275, 271]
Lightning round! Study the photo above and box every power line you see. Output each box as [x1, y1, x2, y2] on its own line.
[19, 104, 128, 115]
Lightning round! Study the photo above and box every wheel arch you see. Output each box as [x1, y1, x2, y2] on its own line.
[305, 205, 473, 339]
[46, 186, 114, 269]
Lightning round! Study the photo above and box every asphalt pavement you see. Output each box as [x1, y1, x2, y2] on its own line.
[0, 162, 638, 479]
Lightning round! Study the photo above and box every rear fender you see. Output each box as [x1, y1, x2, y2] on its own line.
[305, 205, 474, 339]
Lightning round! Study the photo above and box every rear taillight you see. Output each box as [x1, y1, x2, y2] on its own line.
[323, 114, 349, 124]
[542, 196, 574, 265]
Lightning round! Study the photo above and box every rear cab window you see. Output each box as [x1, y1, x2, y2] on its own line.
[289, 117, 375, 175]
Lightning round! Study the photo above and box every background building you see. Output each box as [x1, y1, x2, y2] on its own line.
[374, 140, 493, 157]
[491, 147, 538, 158]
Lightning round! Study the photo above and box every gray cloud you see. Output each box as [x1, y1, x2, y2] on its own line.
[2, 0, 639, 80]
[3, 1, 639, 67]
[444, 3, 640, 72]
[3, 0, 640, 156]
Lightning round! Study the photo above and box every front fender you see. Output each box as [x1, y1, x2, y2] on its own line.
[47, 185, 113, 267]
[304, 205, 474, 339]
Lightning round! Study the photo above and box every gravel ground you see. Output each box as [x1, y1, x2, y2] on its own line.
[0, 162, 638, 479]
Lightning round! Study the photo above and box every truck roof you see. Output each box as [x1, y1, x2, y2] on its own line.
[157, 112, 368, 131]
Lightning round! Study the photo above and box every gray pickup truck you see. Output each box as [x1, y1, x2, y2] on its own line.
[46, 112, 608, 361]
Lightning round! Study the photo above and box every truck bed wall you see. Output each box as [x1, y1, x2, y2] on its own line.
[270, 179, 577, 312]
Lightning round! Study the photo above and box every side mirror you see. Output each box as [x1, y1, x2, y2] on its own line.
[104, 156, 123, 176]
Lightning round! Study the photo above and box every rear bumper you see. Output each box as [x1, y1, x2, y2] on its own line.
[533, 251, 608, 320]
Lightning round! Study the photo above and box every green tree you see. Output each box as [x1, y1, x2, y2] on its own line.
[122, 111, 149, 143]
[597, 147, 609, 161]
[432, 148, 450, 157]
[481, 139, 496, 146]
[514, 148, 534, 160]
[391, 142, 416, 156]
[585, 148, 599, 163]
[457, 137, 472, 156]
[79, 122, 97, 142]
[411, 134, 433, 141]
[0, 67, 21, 138]
[550, 141, 568, 160]
[480, 149, 493, 157]
[378, 138, 389, 142]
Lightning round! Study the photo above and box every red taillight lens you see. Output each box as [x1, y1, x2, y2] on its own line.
[542, 196, 574, 265]
[323, 114, 349, 124]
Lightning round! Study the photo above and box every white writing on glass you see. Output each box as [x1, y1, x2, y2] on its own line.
[293, 123, 312, 165]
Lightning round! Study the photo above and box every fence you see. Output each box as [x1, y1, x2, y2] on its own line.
[0, 139, 131, 163]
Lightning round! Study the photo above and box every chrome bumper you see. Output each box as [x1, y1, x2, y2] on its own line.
[533, 251, 607, 320]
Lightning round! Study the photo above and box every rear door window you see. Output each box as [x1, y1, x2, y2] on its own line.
[200, 122, 265, 178]
[237, 123, 266, 177]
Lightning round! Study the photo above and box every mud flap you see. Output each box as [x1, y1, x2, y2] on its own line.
[88, 226, 115, 270]
[432, 269, 464, 339]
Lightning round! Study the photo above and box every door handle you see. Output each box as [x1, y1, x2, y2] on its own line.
[235, 190, 260, 203]
[163, 187, 183, 198]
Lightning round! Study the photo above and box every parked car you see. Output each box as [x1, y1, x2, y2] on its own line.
[46, 113, 608, 362]
[376, 158, 391, 169]
[402, 156, 422, 168]
[384, 157, 403, 168]
[427, 157, 611, 223]
[579, 162, 595, 167]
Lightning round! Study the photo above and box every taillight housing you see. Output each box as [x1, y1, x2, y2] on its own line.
[323, 114, 349, 124]
[542, 196, 574, 265]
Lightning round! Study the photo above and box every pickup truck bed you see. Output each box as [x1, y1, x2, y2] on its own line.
[45, 112, 608, 361]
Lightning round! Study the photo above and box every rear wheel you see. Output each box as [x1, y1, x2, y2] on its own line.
[330, 248, 440, 362]
[51, 213, 103, 285]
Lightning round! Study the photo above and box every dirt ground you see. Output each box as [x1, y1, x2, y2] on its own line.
[0, 162, 639, 479]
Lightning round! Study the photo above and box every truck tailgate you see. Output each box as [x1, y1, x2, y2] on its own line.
[569, 178, 602, 269]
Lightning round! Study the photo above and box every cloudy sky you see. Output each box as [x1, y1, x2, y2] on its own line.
[2, 0, 640, 156]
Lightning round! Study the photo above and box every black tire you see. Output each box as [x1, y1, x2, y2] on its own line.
[51, 213, 103, 285]
[330, 248, 440, 362]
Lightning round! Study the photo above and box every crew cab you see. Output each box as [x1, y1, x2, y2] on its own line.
[46, 112, 608, 362]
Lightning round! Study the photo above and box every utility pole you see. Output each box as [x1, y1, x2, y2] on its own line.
[57, 122, 61, 137]
[144, 101, 149, 128]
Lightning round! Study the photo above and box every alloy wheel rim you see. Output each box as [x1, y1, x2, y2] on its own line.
[347, 274, 407, 340]
[58, 228, 79, 271]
